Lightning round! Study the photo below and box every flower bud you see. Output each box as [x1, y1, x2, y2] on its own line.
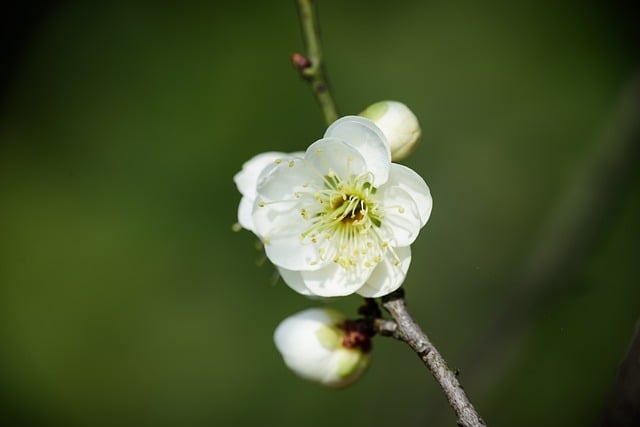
[273, 307, 369, 389]
[360, 101, 421, 161]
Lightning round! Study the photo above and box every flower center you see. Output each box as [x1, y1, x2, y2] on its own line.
[299, 172, 388, 269]
[331, 195, 366, 224]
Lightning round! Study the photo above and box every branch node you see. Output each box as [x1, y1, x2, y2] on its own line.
[373, 318, 398, 337]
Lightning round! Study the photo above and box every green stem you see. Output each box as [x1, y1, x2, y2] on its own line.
[294, 0, 339, 125]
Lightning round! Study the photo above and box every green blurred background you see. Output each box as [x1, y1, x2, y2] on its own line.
[1, 1, 638, 426]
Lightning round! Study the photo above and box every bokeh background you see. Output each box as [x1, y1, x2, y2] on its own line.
[1, 1, 638, 426]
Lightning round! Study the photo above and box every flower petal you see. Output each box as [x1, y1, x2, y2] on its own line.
[377, 185, 422, 246]
[251, 160, 326, 270]
[386, 163, 432, 226]
[253, 202, 327, 271]
[300, 262, 374, 297]
[255, 212, 309, 264]
[234, 152, 301, 197]
[357, 246, 411, 298]
[324, 116, 391, 186]
[237, 196, 255, 231]
[277, 267, 314, 296]
[254, 157, 311, 202]
[234, 151, 304, 232]
[304, 137, 368, 183]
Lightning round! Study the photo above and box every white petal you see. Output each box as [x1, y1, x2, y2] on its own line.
[252, 159, 326, 270]
[254, 205, 325, 271]
[377, 186, 422, 246]
[301, 262, 373, 297]
[234, 152, 300, 197]
[234, 151, 304, 232]
[357, 246, 411, 298]
[254, 157, 311, 202]
[324, 116, 391, 186]
[237, 196, 255, 231]
[304, 137, 368, 182]
[277, 267, 313, 296]
[386, 163, 432, 226]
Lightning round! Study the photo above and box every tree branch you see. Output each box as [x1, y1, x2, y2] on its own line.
[291, 3, 486, 424]
[293, 0, 339, 126]
[381, 289, 486, 427]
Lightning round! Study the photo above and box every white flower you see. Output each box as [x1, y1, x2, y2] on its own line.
[234, 115, 432, 298]
[274, 307, 369, 388]
[360, 101, 421, 161]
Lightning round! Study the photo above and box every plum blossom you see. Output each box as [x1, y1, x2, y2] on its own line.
[234, 116, 432, 298]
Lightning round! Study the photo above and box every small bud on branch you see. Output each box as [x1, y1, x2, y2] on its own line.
[290, 52, 313, 78]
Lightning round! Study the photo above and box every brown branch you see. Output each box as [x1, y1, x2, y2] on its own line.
[381, 288, 487, 427]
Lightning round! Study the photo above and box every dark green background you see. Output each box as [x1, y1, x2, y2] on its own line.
[1, 1, 638, 426]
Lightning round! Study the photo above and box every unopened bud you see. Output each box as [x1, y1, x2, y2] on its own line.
[274, 308, 369, 389]
[360, 101, 421, 161]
